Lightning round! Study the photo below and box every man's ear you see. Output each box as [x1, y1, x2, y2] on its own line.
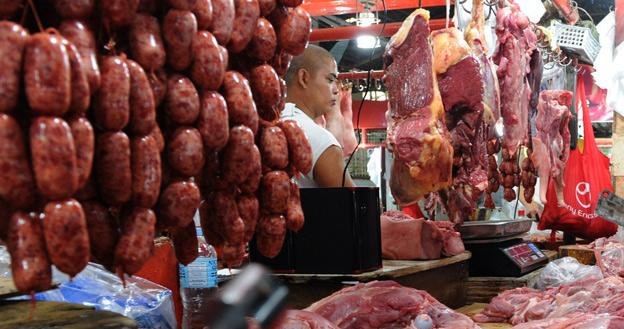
[297, 68, 309, 89]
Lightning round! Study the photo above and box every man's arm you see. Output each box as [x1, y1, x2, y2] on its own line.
[313, 145, 355, 187]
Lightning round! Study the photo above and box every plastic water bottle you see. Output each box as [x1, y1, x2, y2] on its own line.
[179, 227, 218, 329]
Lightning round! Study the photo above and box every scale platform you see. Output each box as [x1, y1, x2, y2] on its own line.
[461, 219, 549, 277]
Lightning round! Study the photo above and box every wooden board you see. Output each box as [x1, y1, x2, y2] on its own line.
[559, 245, 596, 265]
[0, 301, 137, 329]
[276, 251, 472, 283]
[456, 303, 512, 329]
[466, 269, 543, 304]
[0, 277, 59, 300]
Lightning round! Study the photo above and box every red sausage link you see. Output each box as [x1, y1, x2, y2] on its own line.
[0, 114, 36, 209]
[129, 14, 166, 71]
[166, 74, 200, 125]
[59, 20, 100, 93]
[210, 0, 235, 45]
[172, 221, 199, 265]
[158, 180, 201, 228]
[191, 31, 224, 91]
[247, 18, 276, 62]
[260, 125, 288, 169]
[237, 193, 259, 242]
[94, 56, 130, 131]
[223, 71, 259, 134]
[221, 125, 255, 185]
[256, 214, 286, 258]
[250, 64, 280, 113]
[30, 117, 79, 200]
[101, 0, 140, 28]
[96, 132, 132, 205]
[260, 171, 290, 213]
[279, 0, 302, 7]
[267, 4, 288, 30]
[279, 6, 311, 56]
[63, 39, 91, 115]
[7, 211, 52, 293]
[54, 0, 94, 19]
[198, 91, 229, 151]
[278, 120, 312, 173]
[0, 0, 23, 18]
[163, 9, 197, 72]
[114, 207, 156, 275]
[74, 177, 97, 201]
[286, 180, 304, 231]
[167, 0, 198, 10]
[149, 125, 165, 153]
[148, 68, 167, 107]
[0, 22, 28, 113]
[219, 45, 229, 71]
[199, 199, 225, 247]
[68, 117, 94, 190]
[138, 0, 159, 13]
[43, 199, 90, 277]
[167, 127, 205, 177]
[25, 31, 71, 116]
[131, 135, 162, 208]
[258, 0, 276, 16]
[228, 0, 260, 53]
[270, 50, 292, 77]
[214, 191, 245, 244]
[239, 144, 261, 193]
[221, 243, 245, 267]
[276, 77, 286, 113]
[82, 200, 118, 269]
[127, 59, 157, 136]
[193, 0, 213, 30]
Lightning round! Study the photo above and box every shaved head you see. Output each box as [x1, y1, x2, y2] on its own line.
[285, 44, 336, 86]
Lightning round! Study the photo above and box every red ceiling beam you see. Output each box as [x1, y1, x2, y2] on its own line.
[309, 19, 451, 42]
[302, 0, 453, 17]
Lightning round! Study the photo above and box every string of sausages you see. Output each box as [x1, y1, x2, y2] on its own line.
[0, 0, 312, 294]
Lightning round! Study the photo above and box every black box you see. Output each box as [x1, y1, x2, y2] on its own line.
[250, 187, 382, 274]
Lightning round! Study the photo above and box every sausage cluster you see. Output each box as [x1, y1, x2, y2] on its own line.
[0, 0, 311, 293]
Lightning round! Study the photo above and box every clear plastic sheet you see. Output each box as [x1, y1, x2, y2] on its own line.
[532, 256, 603, 290]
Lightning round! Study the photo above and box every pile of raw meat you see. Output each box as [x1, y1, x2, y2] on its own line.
[272, 281, 481, 329]
[474, 276, 624, 327]
[0, 0, 311, 293]
[380, 211, 465, 260]
[385, 0, 571, 225]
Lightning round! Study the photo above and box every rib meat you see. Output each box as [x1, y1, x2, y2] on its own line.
[532, 90, 572, 206]
[271, 310, 339, 329]
[384, 9, 454, 206]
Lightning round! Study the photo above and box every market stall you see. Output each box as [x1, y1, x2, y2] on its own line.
[0, 0, 622, 328]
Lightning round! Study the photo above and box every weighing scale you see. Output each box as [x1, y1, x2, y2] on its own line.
[460, 219, 550, 277]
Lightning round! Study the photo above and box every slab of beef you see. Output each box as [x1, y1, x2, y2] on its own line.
[271, 310, 339, 329]
[305, 281, 480, 329]
[492, 0, 537, 201]
[380, 211, 465, 260]
[474, 276, 624, 325]
[532, 90, 572, 206]
[384, 9, 453, 206]
[430, 28, 488, 224]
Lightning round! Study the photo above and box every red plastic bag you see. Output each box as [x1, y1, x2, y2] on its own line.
[538, 75, 617, 240]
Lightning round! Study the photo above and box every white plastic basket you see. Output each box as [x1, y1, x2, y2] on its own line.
[549, 22, 600, 64]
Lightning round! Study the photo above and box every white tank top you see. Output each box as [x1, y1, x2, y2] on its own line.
[280, 103, 341, 188]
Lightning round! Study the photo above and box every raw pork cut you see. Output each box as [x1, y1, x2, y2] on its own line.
[271, 310, 339, 329]
[384, 9, 454, 206]
[305, 281, 480, 329]
[380, 211, 465, 260]
[532, 90, 572, 206]
[430, 27, 489, 224]
[493, 0, 537, 201]
[511, 313, 624, 329]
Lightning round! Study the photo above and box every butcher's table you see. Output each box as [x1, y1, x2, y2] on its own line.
[274, 251, 471, 309]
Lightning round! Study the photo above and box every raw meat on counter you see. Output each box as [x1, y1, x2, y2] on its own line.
[305, 281, 480, 329]
[271, 310, 339, 329]
[532, 90, 573, 206]
[511, 313, 624, 329]
[380, 211, 465, 260]
[384, 9, 454, 206]
[474, 276, 624, 325]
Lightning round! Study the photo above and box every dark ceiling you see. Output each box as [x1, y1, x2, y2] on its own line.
[313, 0, 615, 73]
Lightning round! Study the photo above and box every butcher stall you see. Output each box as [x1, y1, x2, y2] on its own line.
[1, 0, 623, 328]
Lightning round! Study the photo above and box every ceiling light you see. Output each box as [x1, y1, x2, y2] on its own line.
[357, 35, 380, 49]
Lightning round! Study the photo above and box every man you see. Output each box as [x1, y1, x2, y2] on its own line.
[281, 44, 355, 188]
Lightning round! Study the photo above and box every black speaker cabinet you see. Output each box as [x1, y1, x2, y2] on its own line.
[250, 187, 382, 274]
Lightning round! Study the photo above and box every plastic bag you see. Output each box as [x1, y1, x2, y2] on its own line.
[532, 257, 603, 290]
[8, 263, 177, 329]
[598, 247, 624, 278]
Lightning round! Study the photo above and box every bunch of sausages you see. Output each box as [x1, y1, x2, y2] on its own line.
[0, 0, 312, 293]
